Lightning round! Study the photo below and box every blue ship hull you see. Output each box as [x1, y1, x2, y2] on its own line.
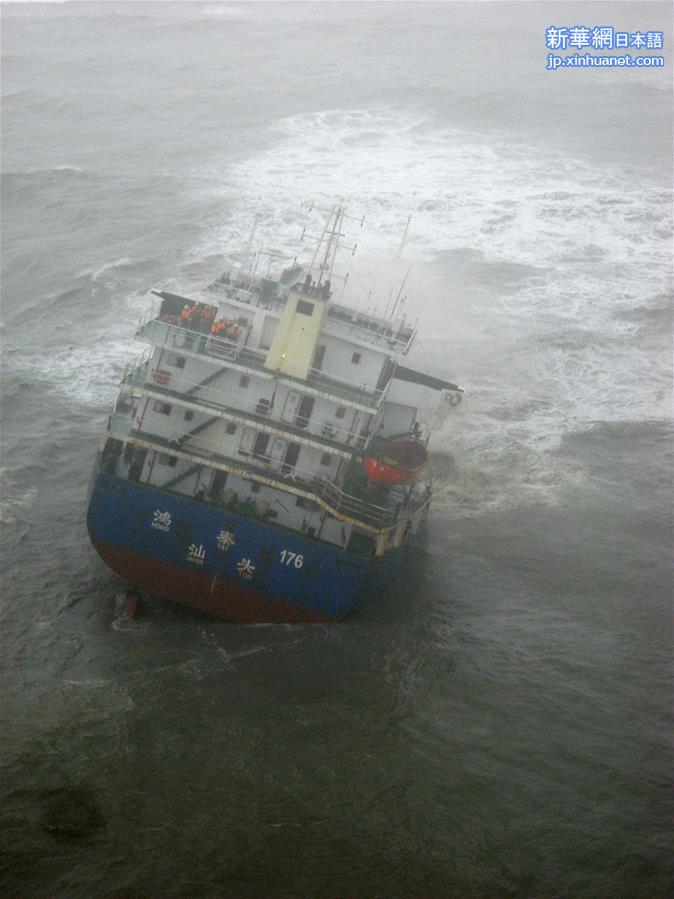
[87, 471, 407, 621]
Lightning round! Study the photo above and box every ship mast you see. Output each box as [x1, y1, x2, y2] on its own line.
[303, 202, 362, 291]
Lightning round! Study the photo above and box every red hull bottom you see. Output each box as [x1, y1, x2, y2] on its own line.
[93, 539, 335, 623]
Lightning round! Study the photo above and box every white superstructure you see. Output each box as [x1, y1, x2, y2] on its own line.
[101, 206, 461, 558]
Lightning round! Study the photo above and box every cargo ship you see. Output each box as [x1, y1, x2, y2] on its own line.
[87, 206, 462, 621]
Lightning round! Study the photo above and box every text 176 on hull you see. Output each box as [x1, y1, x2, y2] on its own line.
[87, 206, 462, 621]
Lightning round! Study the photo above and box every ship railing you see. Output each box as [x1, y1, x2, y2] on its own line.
[107, 412, 402, 528]
[119, 349, 371, 452]
[206, 280, 287, 313]
[136, 303, 387, 409]
[121, 346, 153, 384]
[322, 311, 416, 354]
[205, 283, 416, 354]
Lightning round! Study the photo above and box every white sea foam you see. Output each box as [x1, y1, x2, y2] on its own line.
[200, 4, 247, 19]
[195, 109, 669, 292]
[191, 108, 670, 515]
[7, 337, 137, 408]
[78, 256, 135, 283]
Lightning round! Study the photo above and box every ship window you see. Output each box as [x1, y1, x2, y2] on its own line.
[252, 432, 270, 459]
[335, 406, 346, 419]
[351, 352, 361, 364]
[296, 300, 314, 316]
[226, 423, 237, 435]
[167, 354, 186, 369]
[251, 482, 261, 494]
[320, 453, 331, 466]
[184, 410, 194, 421]
[159, 453, 178, 467]
[239, 375, 250, 388]
[154, 401, 172, 415]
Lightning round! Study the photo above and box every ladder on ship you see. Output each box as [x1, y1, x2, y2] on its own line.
[162, 463, 202, 491]
[176, 415, 220, 447]
[185, 366, 229, 396]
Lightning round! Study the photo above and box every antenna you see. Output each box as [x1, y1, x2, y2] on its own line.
[301, 202, 362, 290]
[396, 214, 411, 261]
[383, 285, 395, 320]
[390, 268, 410, 319]
[243, 215, 260, 277]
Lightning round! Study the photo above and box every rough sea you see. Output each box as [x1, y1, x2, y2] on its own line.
[1, 2, 672, 896]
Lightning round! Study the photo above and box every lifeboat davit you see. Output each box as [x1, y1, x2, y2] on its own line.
[362, 439, 428, 485]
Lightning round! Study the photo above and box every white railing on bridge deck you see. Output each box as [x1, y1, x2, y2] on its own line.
[323, 308, 416, 355]
[207, 279, 416, 354]
[135, 302, 387, 409]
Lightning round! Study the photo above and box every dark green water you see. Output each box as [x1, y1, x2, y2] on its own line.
[1, 3, 672, 896]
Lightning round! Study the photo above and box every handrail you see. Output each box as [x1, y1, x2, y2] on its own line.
[120, 350, 370, 452]
[107, 411, 405, 528]
[136, 309, 386, 409]
[206, 281, 416, 353]
[322, 311, 416, 353]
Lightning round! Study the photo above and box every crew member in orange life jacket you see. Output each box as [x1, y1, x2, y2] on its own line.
[189, 303, 203, 328]
[228, 321, 240, 340]
[202, 305, 216, 332]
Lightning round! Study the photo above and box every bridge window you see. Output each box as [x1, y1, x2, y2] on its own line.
[320, 453, 331, 466]
[296, 300, 314, 316]
[226, 423, 237, 435]
[335, 406, 346, 419]
[351, 352, 361, 364]
[239, 375, 250, 388]
[154, 401, 172, 415]
[184, 410, 194, 421]
[167, 354, 186, 369]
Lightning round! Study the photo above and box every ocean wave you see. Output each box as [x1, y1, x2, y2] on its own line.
[200, 5, 248, 19]
[0, 469, 38, 526]
[186, 108, 671, 505]
[4, 338, 135, 409]
[428, 430, 588, 517]
[190, 107, 670, 353]
[79, 256, 135, 283]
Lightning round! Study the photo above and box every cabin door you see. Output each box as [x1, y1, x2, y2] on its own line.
[281, 391, 302, 424]
[295, 396, 315, 430]
[238, 427, 257, 457]
[312, 344, 326, 372]
[270, 437, 288, 472]
[252, 432, 271, 461]
[281, 442, 301, 476]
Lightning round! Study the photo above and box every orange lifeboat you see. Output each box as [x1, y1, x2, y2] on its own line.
[362, 439, 428, 485]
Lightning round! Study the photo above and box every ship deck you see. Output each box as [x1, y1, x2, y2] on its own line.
[137, 315, 386, 412]
[121, 355, 368, 459]
[107, 412, 429, 532]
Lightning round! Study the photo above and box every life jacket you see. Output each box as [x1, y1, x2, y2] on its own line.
[204, 306, 216, 323]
